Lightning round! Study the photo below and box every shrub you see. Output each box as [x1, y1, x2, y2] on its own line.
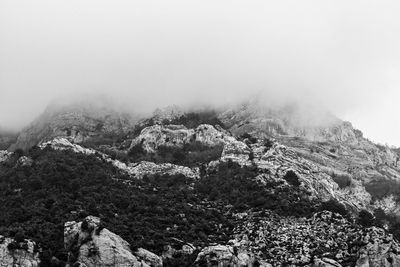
[283, 171, 301, 187]
[319, 199, 348, 217]
[331, 173, 352, 189]
[167, 111, 225, 129]
[364, 179, 400, 200]
[358, 210, 374, 227]
[127, 142, 223, 167]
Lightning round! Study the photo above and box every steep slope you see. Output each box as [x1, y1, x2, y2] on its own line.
[218, 101, 400, 213]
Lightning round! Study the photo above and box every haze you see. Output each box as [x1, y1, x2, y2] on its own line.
[1, 1, 400, 146]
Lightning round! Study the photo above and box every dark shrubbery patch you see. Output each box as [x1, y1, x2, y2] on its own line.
[358, 210, 374, 227]
[331, 173, 352, 189]
[240, 133, 258, 145]
[128, 142, 224, 167]
[319, 199, 349, 218]
[0, 148, 233, 265]
[364, 179, 400, 200]
[264, 139, 274, 151]
[167, 111, 225, 129]
[80, 133, 128, 150]
[283, 171, 301, 187]
[196, 162, 316, 217]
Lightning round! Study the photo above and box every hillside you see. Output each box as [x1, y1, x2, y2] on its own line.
[1, 101, 400, 266]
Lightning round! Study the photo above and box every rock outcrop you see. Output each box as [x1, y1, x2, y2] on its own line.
[355, 227, 400, 267]
[0, 150, 12, 163]
[15, 156, 33, 167]
[64, 216, 162, 267]
[40, 138, 200, 180]
[221, 211, 400, 267]
[0, 236, 40, 267]
[126, 161, 199, 179]
[194, 245, 255, 267]
[218, 101, 400, 214]
[131, 124, 249, 156]
[10, 99, 136, 151]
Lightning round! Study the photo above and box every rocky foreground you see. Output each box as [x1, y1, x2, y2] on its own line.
[2, 211, 400, 266]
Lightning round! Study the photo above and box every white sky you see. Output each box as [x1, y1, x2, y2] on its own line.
[1, 0, 400, 146]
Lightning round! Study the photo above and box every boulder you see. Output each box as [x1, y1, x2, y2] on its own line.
[134, 248, 163, 267]
[15, 156, 33, 167]
[194, 245, 254, 267]
[355, 227, 400, 267]
[0, 150, 12, 163]
[64, 216, 162, 267]
[0, 235, 40, 267]
[312, 258, 342, 267]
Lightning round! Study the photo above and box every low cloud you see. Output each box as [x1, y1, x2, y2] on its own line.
[1, 1, 400, 145]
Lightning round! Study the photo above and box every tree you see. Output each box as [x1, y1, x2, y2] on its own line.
[358, 210, 374, 227]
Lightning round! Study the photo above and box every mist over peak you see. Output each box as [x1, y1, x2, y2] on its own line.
[1, 1, 400, 145]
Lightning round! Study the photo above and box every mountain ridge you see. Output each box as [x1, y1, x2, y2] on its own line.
[1, 99, 400, 266]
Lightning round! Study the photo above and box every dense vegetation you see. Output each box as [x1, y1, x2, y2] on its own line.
[2, 141, 400, 266]
[165, 111, 225, 129]
[331, 173, 352, 189]
[128, 141, 224, 167]
[364, 178, 400, 200]
[0, 148, 234, 265]
[0, 146, 326, 266]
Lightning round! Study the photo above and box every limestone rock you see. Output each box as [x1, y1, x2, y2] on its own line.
[0, 150, 12, 163]
[11, 98, 136, 151]
[131, 124, 249, 158]
[312, 257, 342, 267]
[195, 245, 254, 267]
[134, 248, 163, 267]
[0, 235, 40, 267]
[15, 156, 33, 167]
[40, 138, 200, 180]
[64, 216, 162, 267]
[126, 161, 199, 180]
[355, 227, 400, 267]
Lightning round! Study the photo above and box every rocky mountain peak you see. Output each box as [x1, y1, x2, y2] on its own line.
[9, 98, 137, 151]
[218, 100, 359, 144]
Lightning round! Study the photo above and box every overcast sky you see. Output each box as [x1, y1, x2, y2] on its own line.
[1, 0, 400, 145]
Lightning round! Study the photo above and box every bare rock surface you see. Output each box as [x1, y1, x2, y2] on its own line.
[40, 138, 200, 179]
[0, 236, 40, 267]
[0, 150, 12, 163]
[220, 211, 400, 267]
[10, 99, 136, 151]
[64, 216, 162, 267]
[131, 124, 248, 156]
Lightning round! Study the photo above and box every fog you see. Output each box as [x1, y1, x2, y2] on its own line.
[1, 1, 400, 145]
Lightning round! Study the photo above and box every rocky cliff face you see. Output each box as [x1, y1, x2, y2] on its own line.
[218, 101, 400, 213]
[9, 100, 136, 151]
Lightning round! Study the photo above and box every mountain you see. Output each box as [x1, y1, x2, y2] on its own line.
[219, 101, 400, 212]
[1, 100, 400, 266]
[9, 98, 138, 151]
